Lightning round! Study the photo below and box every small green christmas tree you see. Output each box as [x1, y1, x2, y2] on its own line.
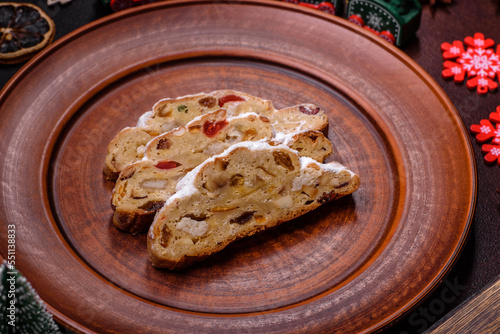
[1, 261, 61, 333]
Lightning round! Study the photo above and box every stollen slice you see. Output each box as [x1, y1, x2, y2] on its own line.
[148, 141, 360, 270]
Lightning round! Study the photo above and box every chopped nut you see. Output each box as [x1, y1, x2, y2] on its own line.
[157, 104, 172, 117]
[203, 175, 228, 192]
[141, 179, 168, 189]
[301, 185, 318, 198]
[177, 217, 209, 237]
[210, 206, 238, 212]
[214, 158, 229, 171]
[136, 145, 146, 158]
[171, 126, 187, 137]
[118, 168, 135, 181]
[175, 238, 195, 247]
[275, 195, 293, 208]
[257, 166, 275, 177]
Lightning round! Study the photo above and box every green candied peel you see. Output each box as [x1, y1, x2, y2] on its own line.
[177, 105, 188, 113]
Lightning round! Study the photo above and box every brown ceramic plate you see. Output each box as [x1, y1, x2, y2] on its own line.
[0, 1, 475, 333]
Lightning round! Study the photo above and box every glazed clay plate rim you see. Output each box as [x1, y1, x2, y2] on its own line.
[0, 0, 476, 333]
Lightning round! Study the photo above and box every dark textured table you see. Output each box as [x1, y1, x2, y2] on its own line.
[1, 1, 499, 333]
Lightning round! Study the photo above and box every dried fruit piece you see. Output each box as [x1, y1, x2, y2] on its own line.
[203, 120, 229, 137]
[230, 211, 255, 225]
[273, 151, 294, 171]
[177, 104, 188, 113]
[298, 105, 320, 115]
[218, 94, 246, 107]
[159, 225, 172, 247]
[156, 138, 172, 150]
[317, 191, 338, 204]
[155, 161, 181, 169]
[198, 96, 217, 108]
[138, 200, 165, 212]
[0, 3, 55, 64]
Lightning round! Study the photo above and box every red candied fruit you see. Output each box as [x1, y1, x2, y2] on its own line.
[218, 95, 246, 107]
[155, 161, 181, 169]
[203, 120, 229, 137]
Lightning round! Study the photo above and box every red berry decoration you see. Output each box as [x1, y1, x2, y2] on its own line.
[441, 33, 500, 95]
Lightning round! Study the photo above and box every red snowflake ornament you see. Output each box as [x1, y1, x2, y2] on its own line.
[490, 106, 500, 123]
[471, 106, 500, 165]
[482, 144, 500, 165]
[470, 120, 500, 144]
[441, 33, 500, 95]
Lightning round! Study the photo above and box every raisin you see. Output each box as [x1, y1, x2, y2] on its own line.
[230, 211, 255, 225]
[299, 105, 320, 115]
[218, 94, 246, 107]
[198, 96, 217, 108]
[155, 161, 181, 169]
[159, 225, 172, 248]
[335, 181, 350, 188]
[203, 120, 228, 137]
[156, 138, 172, 150]
[318, 192, 338, 204]
[138, 200, 165, 212]
[273, 151, 294, 171]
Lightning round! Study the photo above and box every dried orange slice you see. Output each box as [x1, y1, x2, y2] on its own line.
[0, 3, 55, 64]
